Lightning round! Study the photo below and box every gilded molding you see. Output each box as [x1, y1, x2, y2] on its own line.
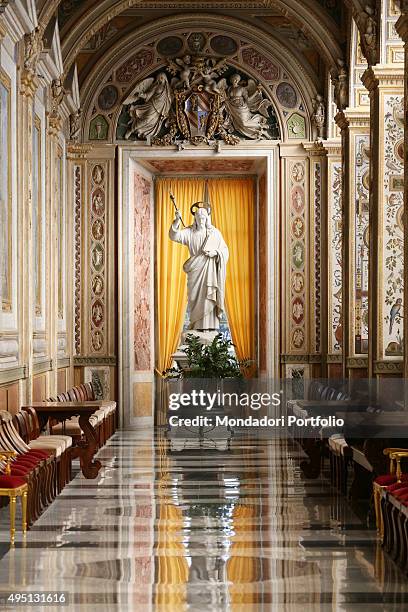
[67, 144, 92, 159]
[326, 354, 342, 364]
[280, 354, 321, 364]
[73, 356, 117, 366]
[19, 72, 39, 99]
[373, 360, 403, 374]
[346, 357, 368, 368]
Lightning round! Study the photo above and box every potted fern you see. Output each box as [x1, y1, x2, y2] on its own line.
[164, 333, 252, 379]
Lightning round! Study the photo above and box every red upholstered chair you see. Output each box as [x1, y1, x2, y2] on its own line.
[0, 451, 28, 543]
[0, 411, 54, 525]
[21, 408, 72, 491]
[373, 447, 408, 539]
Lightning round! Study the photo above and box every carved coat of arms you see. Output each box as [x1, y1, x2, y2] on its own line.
[119, 52, 279, 146]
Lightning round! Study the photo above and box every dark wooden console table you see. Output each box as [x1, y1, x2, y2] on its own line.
[23, 401, 104, 479]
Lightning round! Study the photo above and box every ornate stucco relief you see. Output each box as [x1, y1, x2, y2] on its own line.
[328, 160, 342, 354]
[382, 94, 404, 357]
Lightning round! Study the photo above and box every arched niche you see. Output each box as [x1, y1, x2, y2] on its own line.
[80, 15, 316, 145]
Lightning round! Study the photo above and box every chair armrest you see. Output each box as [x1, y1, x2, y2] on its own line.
[388, 451, 408, 482]
[383, 447, 408, 456]
[0, 450, 17, 475]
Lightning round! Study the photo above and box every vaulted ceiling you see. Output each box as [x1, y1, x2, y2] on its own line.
[35, 1, 353, 94]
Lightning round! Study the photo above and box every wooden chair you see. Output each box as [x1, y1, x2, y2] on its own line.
[0, 450, 28, 543]
[0, 411, 54, 524]
[374, 448, 408, 540]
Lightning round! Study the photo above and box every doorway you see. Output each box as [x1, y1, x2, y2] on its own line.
[118, 148, 279, 427]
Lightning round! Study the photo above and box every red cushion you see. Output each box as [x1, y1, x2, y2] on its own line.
[0, 475, 26, 488]
[393, 487, 408, 498]
[15, 456, 40, 465]
[10, 468, 30, 476]
[375, 474, 398, 486]
[375, 473, 408, 486]
[386, 482, 408, 492]
[27, 450, 50, 459]
[14, 458, 39, 468]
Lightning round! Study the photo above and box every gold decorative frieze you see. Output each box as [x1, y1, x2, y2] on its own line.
[73, 356, 117, 366]
[374, 360, 403, 374]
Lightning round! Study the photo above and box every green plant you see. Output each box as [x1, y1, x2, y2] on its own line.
[164, 333, 252, 379]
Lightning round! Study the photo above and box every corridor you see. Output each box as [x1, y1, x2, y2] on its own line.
[0, 430, 407, 610]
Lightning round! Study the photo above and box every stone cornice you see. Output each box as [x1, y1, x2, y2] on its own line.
[342, 108, 370, 128]
[302, 141, 327, 157]
[66, 143, 93, 159]
[362, 65, 404, 91]
[321, 139, 342, 156]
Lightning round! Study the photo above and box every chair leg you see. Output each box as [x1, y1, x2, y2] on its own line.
[9, 494, 16, 544]
[22, 489, 28, 534]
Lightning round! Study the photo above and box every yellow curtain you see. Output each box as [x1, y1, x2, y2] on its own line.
[156, 177, 206, 373]
[208, 178, 256, 364]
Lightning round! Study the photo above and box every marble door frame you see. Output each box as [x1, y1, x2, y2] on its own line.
[118, 145, 280, 428]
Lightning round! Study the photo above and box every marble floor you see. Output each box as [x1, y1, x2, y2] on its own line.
[0, 429, 408, 611]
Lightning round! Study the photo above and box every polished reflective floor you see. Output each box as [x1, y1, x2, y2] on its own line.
[0, 429, 408, 611]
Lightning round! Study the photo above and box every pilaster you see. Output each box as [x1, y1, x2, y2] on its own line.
[396, 12, 408, 379]
[362, 65, 404, 378]
[303, 141, 327, 377]
[18, 68, 39, 403]
[321, 140, 342, 378]
[337, 109, 371, 378]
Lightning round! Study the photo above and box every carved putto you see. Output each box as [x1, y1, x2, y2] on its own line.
[50, 78, 65, 118]
[358, 5, 377, 66]
[332, 59, 348, 112]
[23, 27, 43, 75]
[118, 51, 279, 146]
[69, 109, 82, 142]
[312, 94, 325, 139]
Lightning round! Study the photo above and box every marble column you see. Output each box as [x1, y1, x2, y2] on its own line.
[362, 66, 404, 378]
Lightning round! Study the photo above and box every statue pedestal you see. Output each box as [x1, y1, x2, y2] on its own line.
[172, 330, 219, 370]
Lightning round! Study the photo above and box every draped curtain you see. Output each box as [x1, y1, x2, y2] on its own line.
[208, 178, 255, 363]
[156, 176, 256, 372]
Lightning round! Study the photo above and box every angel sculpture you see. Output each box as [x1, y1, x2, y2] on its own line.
[123, 72, 172, 140]
[167, 55, 193, 90]
[218, 74, 272, 139]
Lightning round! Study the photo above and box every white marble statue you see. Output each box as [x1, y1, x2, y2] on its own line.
[123, 72, 172, 140]
[219, 74, 272, 139]
[169, 206, 229, 331]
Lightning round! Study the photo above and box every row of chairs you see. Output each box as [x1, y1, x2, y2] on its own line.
[0, 382, 117, 541]
[0, 409, 72, 534]
[47, 382, 116, 448]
